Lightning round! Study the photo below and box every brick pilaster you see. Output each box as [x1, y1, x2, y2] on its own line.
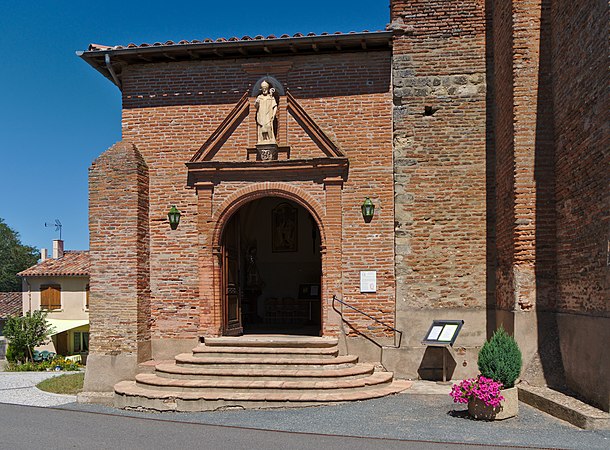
[86, 141, 151, 392]
[323, 177, 343, 335]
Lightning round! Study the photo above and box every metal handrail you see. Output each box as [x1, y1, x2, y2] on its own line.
[332, 295, 402, 348]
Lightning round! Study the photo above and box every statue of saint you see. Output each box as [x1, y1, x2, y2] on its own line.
[255, 81, 278, 145]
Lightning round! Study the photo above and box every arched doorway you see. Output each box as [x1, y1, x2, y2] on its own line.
[221, 197, 322, 336]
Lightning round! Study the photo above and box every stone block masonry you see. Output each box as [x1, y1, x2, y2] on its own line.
[390, 0, 488, 378]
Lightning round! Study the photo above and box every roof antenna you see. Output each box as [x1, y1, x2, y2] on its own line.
[45, 219, 62, 240]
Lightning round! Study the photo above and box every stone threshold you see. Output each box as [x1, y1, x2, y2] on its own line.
[518, 384, 610, 430]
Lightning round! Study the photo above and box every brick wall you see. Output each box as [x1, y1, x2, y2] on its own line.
[391, 0, 488, 311]
[493, 0, 557, 314]
[550, 0, 609, 411]
[116, 50, 394, 341]
[88, 142, 150, 357]
[552, 0, 608, 315]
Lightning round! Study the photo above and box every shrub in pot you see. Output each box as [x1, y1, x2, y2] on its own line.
[451, 326, 522, 420]
[478, 326, 522, 389]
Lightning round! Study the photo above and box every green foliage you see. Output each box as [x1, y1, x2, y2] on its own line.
[6, 356, 80, 372]
[0, 218, 39, 292]
[478, 326, 522, 389]
[36, 372, 84, 395]
[5, 343, 24, 363]
[3, 311, 55, 363]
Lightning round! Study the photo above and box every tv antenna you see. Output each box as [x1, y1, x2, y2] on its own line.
[45, 219, 62, 240]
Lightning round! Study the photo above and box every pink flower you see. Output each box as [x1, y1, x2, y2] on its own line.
[450, 375, 504, 407]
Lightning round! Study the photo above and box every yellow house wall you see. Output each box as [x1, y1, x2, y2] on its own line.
[22, 276, 89, 320]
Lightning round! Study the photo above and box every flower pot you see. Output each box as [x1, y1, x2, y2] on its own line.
[468, 386, 518, 420]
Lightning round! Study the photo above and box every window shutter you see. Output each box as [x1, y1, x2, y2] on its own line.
[40, 285, 61, 310]
[51, 286, 61, 309]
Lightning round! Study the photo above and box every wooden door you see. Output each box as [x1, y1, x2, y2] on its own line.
[222, 214, 243, 335]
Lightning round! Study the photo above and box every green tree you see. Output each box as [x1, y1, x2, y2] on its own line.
[3, 310, 55, 363]
[0, 218, 39, 291]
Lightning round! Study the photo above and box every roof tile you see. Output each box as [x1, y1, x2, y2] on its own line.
[17, 251, 90, 278]
[0, 292, 22, 319]
[86, 30, 381, 52]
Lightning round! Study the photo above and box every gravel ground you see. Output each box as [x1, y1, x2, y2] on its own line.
[1, 372, 609, 449]
[0, 371, 77, 407]
[63, 392, 610, 449]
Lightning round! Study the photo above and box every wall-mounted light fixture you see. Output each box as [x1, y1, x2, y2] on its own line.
[168, 205, 181, 230]
[361, 197, 375, 223]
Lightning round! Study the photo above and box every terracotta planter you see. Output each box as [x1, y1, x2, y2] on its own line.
[468, 386, 518, 420]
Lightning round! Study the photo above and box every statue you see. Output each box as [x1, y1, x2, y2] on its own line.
[255, 80, 278, 145]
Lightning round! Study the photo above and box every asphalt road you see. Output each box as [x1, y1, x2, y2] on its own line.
[1, 372, 609, 449]
[0, 402, 537, 450]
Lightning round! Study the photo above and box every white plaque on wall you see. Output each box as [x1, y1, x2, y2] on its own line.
[360, 271, 377, 293]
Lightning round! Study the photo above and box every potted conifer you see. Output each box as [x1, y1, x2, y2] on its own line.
[450, 326, 522, 420]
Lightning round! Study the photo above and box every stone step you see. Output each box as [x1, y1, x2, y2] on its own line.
[155, 362, 375, 381]
[135, 371, 394, 392]
[114, 379, 413, 412]
[174, 353, 358, 369]
[203, 335, 338, 348]
[191, 344, 339, 359]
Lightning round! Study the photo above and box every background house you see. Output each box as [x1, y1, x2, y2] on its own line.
[18, 240, 90, 360]
[0, 292, 22, 359]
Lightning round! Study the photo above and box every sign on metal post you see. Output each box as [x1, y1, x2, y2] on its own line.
[422, 320, 464, 383]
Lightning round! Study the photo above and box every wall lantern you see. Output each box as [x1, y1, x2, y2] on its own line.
[361, 197, 375, 223]
[168, 205, 181, 230]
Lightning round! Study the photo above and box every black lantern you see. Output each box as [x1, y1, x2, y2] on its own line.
[361, 197, 375, 223]
[168, 205, 181, 230]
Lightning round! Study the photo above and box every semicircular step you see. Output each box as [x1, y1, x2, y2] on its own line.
[154, 362, 375, 381]
[134, 371, 394, 392]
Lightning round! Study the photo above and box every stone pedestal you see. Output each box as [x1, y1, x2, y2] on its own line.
[256, 143, 279, 161]
[468, 386, 519, 420]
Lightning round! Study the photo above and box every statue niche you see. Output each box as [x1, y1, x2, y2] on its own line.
[255, 80, 280, 160]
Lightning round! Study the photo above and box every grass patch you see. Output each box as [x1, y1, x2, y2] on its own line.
[36, 372, 84, 395]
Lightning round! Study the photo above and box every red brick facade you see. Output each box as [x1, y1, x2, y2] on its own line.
[89, 49, 394, 351]
[488, 0, 609, 410]
[83, 1, 608, 410]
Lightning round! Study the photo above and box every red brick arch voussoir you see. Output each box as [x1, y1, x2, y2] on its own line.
[210, 182, 327, 249]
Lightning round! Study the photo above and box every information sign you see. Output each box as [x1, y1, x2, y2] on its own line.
[422, 320, 464, 346]
[360, 271, 377, 293]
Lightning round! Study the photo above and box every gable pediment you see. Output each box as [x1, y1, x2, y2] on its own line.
[188, 90, 346, 164]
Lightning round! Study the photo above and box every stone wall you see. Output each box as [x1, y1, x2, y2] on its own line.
[390, 0, 488, 378]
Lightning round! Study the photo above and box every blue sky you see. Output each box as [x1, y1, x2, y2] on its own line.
[0, 1, 389, 252]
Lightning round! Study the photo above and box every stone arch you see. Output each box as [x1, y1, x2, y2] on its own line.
[211, 183, 326, 250]
[251, 76, 285, 96]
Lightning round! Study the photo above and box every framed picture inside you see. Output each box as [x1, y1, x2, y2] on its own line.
[272, 202, 298, 252]
[298, 283, 320, 299]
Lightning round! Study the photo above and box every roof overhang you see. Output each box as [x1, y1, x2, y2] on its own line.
[47, 319, 89, 335]
[76, 31, 393, 89]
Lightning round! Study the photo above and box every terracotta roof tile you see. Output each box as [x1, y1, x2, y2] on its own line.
[17, 251, 90, 277]
[86, 30, 381, 52]
[0, 292, 22, 319]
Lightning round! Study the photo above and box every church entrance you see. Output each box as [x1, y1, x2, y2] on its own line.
[221, 197, 322, 336]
